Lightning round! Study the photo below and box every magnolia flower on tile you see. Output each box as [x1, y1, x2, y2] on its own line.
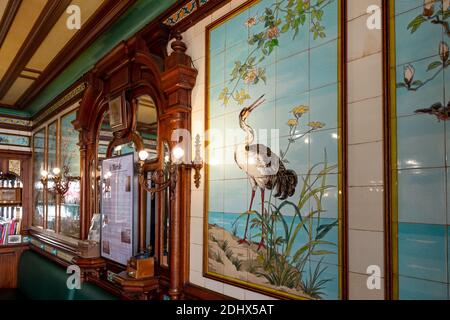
[245, 16, 258, 28]
[266, 26, 280, 39]
[292, 105, 309, 118]
[403, 64, 415, 86]
[440, 41, 449, 62]
[307, 121, 325, 129]
[423, 0, 435, 17]
[287, 119, 299, 127]
[243, 68, 258, 84]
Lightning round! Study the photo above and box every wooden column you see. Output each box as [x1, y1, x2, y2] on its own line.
[161, 34, 197, 300]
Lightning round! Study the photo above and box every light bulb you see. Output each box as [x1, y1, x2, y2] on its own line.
[52, 167, 61, 175]
[41, 170, 48, 177]
[139, 150, 149, 161]
[172, 146, 184, 162]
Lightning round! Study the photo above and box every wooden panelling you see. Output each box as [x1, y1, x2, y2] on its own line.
[0, 244, 27, 288]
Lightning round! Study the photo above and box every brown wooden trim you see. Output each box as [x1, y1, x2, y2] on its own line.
[18, 74, 38, 81]
[0, 149, 31, 158]
[0, 0, 22, 49]
[182, 283, 233, 300]
[382, 0, 393, 300]
[340, 0, 349, 301]
[0, 102, 17, 110]
[28, 228, 79, 256]
[22, 67, 42, 75]
[0, 123, 31, 132]
[0, 0, 72, 99]
[16, 0, 137, 109]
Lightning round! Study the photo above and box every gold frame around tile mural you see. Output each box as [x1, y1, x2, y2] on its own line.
[387, 0, 450, 300]
[204, 0, 346, 300]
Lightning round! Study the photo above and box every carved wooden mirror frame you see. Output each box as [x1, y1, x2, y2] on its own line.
[72, 29, 197, 300]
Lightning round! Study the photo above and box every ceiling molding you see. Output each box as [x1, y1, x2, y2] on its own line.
[0, 0, 72, 99]
[0, 0, 22, 49]
[16, 0, 138, 109]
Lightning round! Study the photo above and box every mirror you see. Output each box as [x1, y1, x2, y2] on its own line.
[136, 95, 158, 160]
[95, 93, 159, 228]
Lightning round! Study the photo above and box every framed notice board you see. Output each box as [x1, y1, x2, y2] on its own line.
[100, 153, 138, 265]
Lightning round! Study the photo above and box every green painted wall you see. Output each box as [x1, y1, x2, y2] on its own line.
[0, 0, 177, 118]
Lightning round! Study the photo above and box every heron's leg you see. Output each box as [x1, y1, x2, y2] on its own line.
[238, 188, 255, 245]
[257, 189, 266, 251]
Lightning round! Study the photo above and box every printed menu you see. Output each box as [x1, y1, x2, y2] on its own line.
[101, 153, 136, 265]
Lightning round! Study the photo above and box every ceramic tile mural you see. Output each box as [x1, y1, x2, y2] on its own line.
[0, 133, 30, 147]
[391, 0, 450, 300]
[205, 0, 342, 299]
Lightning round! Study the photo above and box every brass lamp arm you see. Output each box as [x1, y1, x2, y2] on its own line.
[138, 162, 178, 200]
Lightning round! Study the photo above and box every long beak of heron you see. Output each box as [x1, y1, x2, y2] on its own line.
[248, 94, 266, 112]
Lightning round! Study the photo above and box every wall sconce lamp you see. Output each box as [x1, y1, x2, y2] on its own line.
[137, 134, 204, 199]
[40, 166, 81, 196]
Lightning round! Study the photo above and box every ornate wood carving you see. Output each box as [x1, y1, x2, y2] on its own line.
[73, 24, 197, 300]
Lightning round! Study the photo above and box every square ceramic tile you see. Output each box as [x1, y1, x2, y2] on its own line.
[191, 217, 204, 245]
[395, 7, 443, 66]
[310, 0, 338, 48]
[276, 51, 310, 96]
[399, 276, 448, 300]
[396, 115, 445, 169]
[347, 12, 382, 62]
[191, 189, 204, 218]
[224, 179, 248, 214]
[208, 180, 224, 212]
[309, 84, 338, 130]
[190, 243, 204, 272]
[309, 129, 339, 174]
[276, 12, 310, 60]
[275, 92, 310, 138]
[397, 168, 446, 225]
[348, 97, 383, 145]
[224, 283, 245, 299]
[302, 260, 339, 300]
[394, 0, 423, 16]
[190, 270, 205, 287]
[347, 53, 382, 103]
[348, 141, 383, 187]
[348, 229, 384, 275]
[347, 0, 382, 21]
[398, 223, 447, 283]
[225, 8, 249, 48]
[348, 186, 384, 232]
[310, 40, 338, 90]
[349, 272, 384, 300]
[395, 57, 444, 117]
